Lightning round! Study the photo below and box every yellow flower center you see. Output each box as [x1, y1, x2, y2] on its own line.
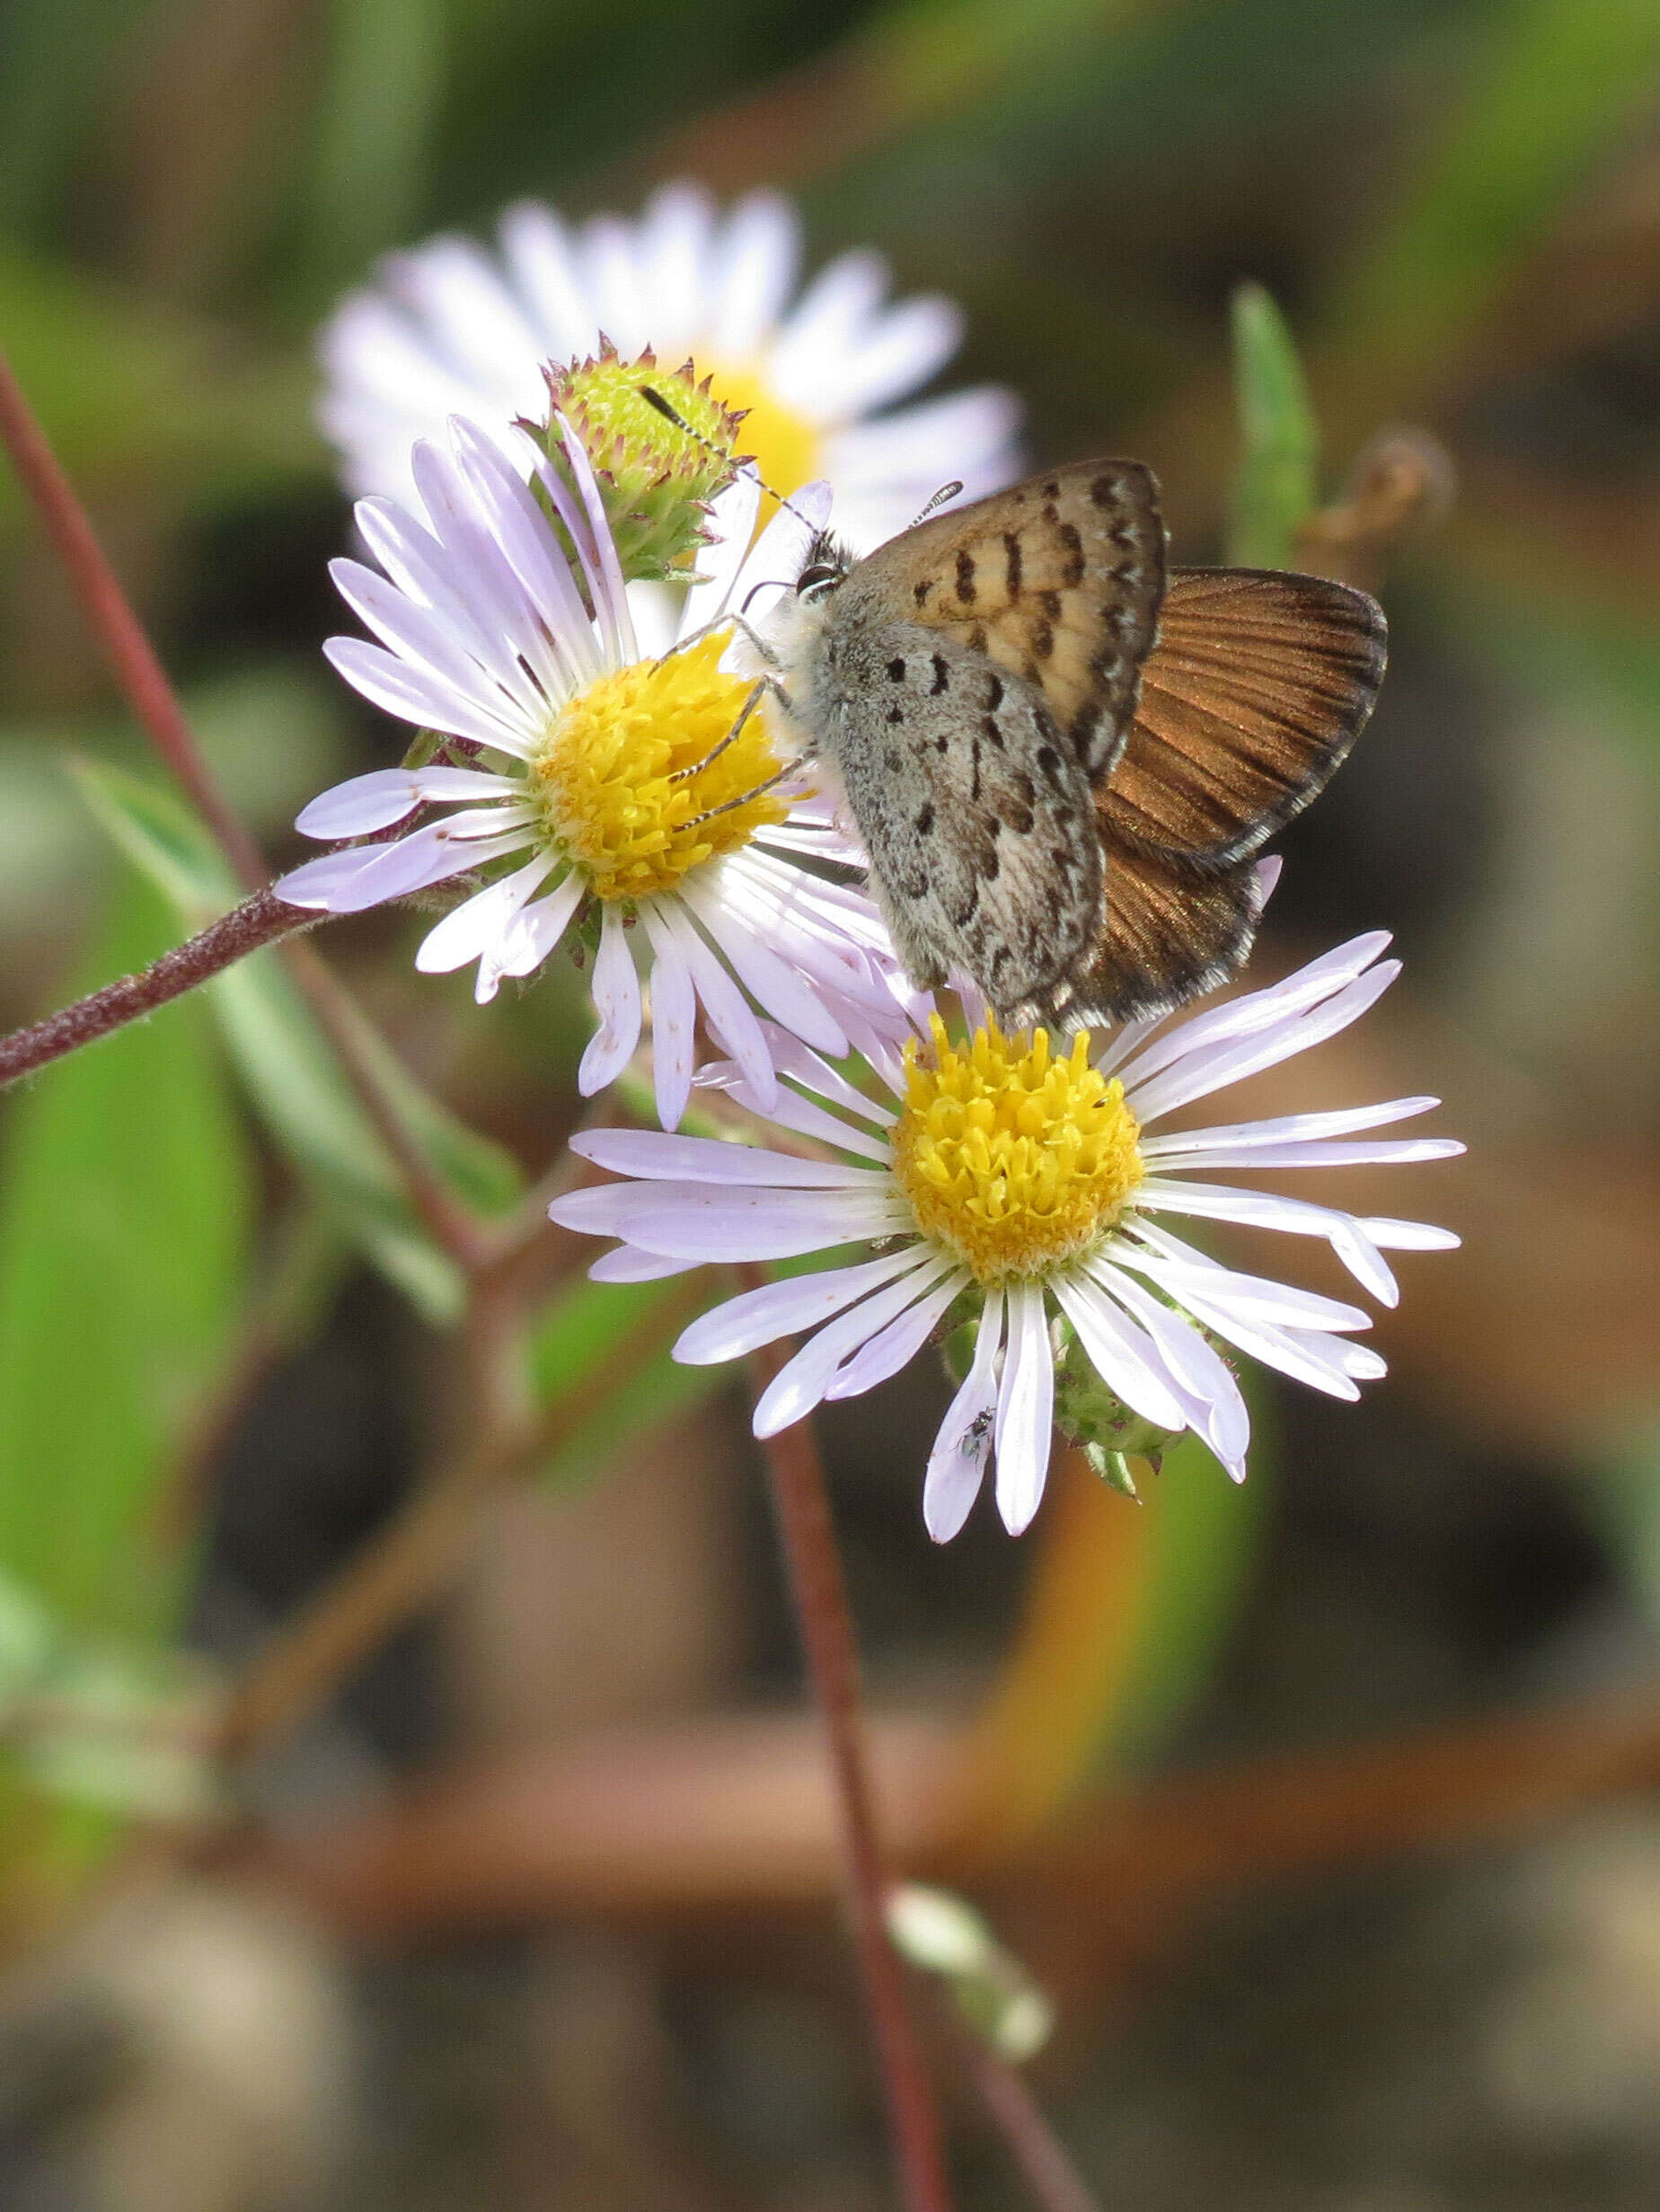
[531, 632, 786, 902]
[892, 1017, 1144, 1285]
[712, 365, 822, 505]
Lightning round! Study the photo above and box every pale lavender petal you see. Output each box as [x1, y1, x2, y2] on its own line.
[414, 850, 557, 977]
[549, 1177, 903, 1258]
[1050, 1272, 1188, 1432]
[656, 902, 776, 1111]
[707, 190, 800, 360]
[498, 200, 592, 359]
[295, 765, 521, 839]
[675, 1247, 925, 1364]
[274, 847, 393, 908]
[993, 1282, 1055, 1537]
[1094, 1264, 1250, 1477]
[923, 1289, 1003, 1543]
[766, 249, 889, 417]
[1357, 1216, 1461, 1251]
[698, 1066, 892, 1164]
[449, 421, 601, 688]
[294, 820, 534, 913]
[587, 1244, 697, 1283]
[570, 1127, 887, 1190]
[1255, 853, 1284, 905]
[826, 1271, 966, 1401]
[1170, 1289, 1364, 1401]
[645, 915, 697, 1132]
[496, 867, 587, 985]
[679, 471, 762, 636]
[636, 181, 713, 351]
[752, 1254, 956, 1438]
[323, 635, 532, 753]
[1150, 1137, 1465, 1171]
[1126, 961, 1402, 1124]
[1116, 1234, 1371, 1332]
[682, 875, 848, 1059]
[578, 213, 652, 355]
[546, 409, 635, 665]
[578, 904, 642, 1094]
[330, 554, 533, 713]
[728, 480, 834, 629]
[1142, 1097, 1444, 1159]
[1134, 1179, 1399, 1306]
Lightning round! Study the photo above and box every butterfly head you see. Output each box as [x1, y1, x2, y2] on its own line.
[795, 530, 855, 604]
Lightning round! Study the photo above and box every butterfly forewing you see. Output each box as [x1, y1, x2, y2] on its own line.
[842, 462, 1167, 779]
[1097, 568, 1386, 869]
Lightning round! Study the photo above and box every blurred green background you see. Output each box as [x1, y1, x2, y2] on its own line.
[2, 1, 1660, 2208]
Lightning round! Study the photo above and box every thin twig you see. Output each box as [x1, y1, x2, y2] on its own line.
[746, 1317, 955, 2212]
[0, 342, 271, 891]
[0, 890, 316, 1088]
[0, 341, 490, 1273]
[952, 2031, 1103, 2212]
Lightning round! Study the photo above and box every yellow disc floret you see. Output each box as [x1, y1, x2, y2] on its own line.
[531, 632, 787, 903]
[892, 1016, 1144, 1285]
[710, 366, 822, 505]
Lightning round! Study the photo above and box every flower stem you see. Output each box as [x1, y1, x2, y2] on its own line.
[0, 890, 315, 1088]
[952, 2032, 1103, 2212]
[746, 1326, 955, 2212]
[0, 342, 270, 894]
[0, 340, 490, 1273]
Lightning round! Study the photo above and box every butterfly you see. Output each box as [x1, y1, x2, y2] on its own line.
[765, 460, 1386, 1029]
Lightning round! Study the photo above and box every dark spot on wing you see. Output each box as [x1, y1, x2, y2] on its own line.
[967, 622, 987, 654]
[1031, 620, 1055, 660]
[1057, 522, 1084, 586]
[983, 713, 1005, 751]
[955, 549, 977, 604]
[886, 704, 905, 725]
[1002, 531, 1023, 598]
[971, 736, 982, 800]
[887, 657, 905, 682]
[885, 746, 903, 771]
[1043, 480, 1060, 498]
[985, 670, 1004, 709]
[914, 579, 932, 607]
[1037, 745, 1064, 786]
[1038, 588, 1062, 620]
[933, 734, 949, 753]
[1090, 473, 1123, 508]
[948, 881, 980, 927]
[930, 654, 949, 694]
[915, 802, 934, 835]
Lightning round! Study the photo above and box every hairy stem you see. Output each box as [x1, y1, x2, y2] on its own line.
[0, 891, 315, 1088]
[747, 1324, 955, 2212]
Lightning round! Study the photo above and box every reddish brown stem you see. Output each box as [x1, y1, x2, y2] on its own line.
[0, 343, 269, 892]
[955, 2034, 1102, 2212]
[747, 1326, 955, 2212]
[0, 890, 315, 1088]
[0, 341, 489, 1273]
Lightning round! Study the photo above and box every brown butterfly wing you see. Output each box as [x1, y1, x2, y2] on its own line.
[1097, 567, 1386, 874]
[865, 460, 1167, 778]
[1025, 844, 1264, 1030]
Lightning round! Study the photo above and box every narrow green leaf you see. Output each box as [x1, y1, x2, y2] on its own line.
[72, 759, 524, 1321]
[0, 869, 252, 1641]
[305, 0, 446, 292]
[1227, 282, 1320, 570]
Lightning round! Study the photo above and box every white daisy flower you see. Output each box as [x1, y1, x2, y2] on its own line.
[275, 415, 897, 1131]
[319, 181, 1022, 549]
[547, 928, 1463, 1537]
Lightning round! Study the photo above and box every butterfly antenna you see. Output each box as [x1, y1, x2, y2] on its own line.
[906, 480, 965, 529]
[640, 385, 819, 533]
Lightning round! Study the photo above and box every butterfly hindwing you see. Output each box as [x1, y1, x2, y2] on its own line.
[1044, 839, 1265, 1029]
[1097, 568, 1386, 872]
[814, 624, 1105, 1019]
[831, 462, 1167, 780]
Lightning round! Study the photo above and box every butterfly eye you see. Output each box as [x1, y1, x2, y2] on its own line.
[797, 562, 841, 601]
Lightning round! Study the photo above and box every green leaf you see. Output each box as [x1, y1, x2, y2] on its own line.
[0, 869, 253, 1641]
[1227, 282, 1320, 570]
[72, 759, 524, 1321]
[527, 1271, 724, 1493]
[1331, 0, 1660, 402]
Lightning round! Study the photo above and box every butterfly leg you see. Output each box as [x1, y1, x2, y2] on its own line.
[669, 675, 802, 785]
[664, 613, 783, 668]
[675, 750, 812, 829]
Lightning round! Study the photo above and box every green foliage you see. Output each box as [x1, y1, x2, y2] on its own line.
[527, 1269, 726, 1492]
[1227, 281, 1320, 570]
[73, 761, 523, 1323]
[0, 869, 252, 1641]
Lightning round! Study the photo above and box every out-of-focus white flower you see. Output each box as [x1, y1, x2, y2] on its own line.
[549, 926, 1463, 1536]
[275, 419, 896, 1132]
[319, 182, 1021, 549]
